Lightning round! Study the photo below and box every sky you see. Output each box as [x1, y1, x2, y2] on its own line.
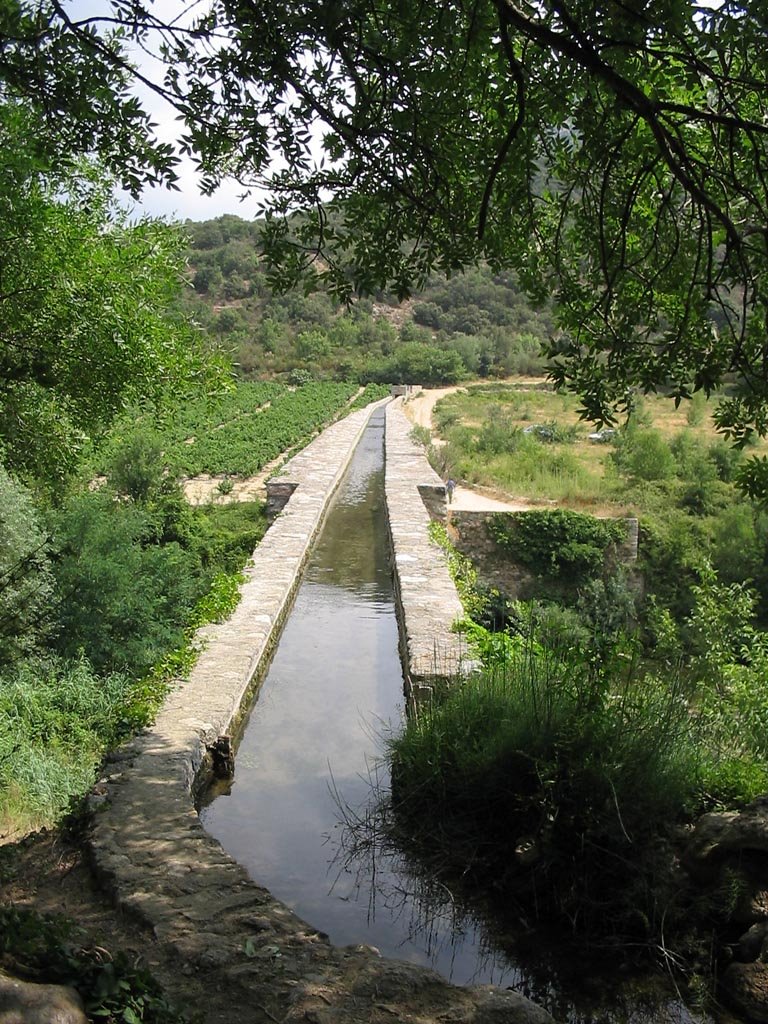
[115, 68, 254, 224]
[67, 0, 258, 224]
[119, 167, 256, 224]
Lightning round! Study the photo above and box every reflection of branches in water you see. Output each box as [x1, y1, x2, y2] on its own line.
[325, 758, 517, 987]
[324, 762, 711, 1024]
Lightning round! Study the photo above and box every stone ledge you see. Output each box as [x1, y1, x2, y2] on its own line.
[384, 399, 469, 692]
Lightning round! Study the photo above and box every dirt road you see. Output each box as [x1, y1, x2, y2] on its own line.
[402, 386, 537, 513]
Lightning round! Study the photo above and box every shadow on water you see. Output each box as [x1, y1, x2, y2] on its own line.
[200, 409, 719, 1024]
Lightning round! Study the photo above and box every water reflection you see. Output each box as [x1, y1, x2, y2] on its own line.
[328, 782, 715, 1023]
[200, 409, 717, 1024]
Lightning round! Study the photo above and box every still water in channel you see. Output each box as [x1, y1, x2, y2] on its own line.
[200, 410, 713, 1024]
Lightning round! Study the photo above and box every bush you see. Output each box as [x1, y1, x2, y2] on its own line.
[474, 411, 522, 454]
[106, 426, 166, 501]
[0, 657, 130, 829]
[0, 465, 56, 666]
[388, 626, 708, 937]
[51, 490, 205, 677]
[488, 509, 627, 580]
[362, 342, 467, 385]
[613, 428, 676, 482]
[188, 501, 267, 574]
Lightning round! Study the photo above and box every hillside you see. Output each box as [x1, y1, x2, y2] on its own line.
[176, 215, 554, 384]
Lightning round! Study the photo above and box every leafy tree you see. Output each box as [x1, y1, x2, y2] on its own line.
[0, 109, 224, 482]
[9, 1, 768, 465]
[51, 488, 203, 677]
[363, 342, 466, 385]
[151, 1, 768, 435]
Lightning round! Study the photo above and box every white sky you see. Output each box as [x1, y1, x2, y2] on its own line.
[118, 171, 255, 224]
[65, 0, 258, 224]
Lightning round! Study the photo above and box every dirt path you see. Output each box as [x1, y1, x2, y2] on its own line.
[450, 485, 539, 512]
[402, 386, 539, 513]
[402, 385, 465, 429]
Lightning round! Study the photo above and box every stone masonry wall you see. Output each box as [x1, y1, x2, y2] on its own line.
[86, 399, 551, 1024]
[448, 510, 640, 599]
[384, 400, 469, 699]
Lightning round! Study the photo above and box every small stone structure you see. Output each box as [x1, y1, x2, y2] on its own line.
[86, 399, 551, 1024]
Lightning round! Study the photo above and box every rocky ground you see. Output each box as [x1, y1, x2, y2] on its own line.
[0, 825, 210, 1022]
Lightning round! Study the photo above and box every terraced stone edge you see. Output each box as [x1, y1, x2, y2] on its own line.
[384, 399, 470, 700]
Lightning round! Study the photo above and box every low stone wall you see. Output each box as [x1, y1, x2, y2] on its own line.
[384, 400, 469, 698]
[87, 399, 551, 1024]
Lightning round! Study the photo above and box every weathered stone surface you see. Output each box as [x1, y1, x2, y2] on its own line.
[722, 962, 768, 1022]
[468, 987, 555, 1024]
[684, 799, 768, 880]
[385, 400, 467, 688]
[85, 398, 554, 1024]
[0, 973, 87, 1024]
[737, 922, 768, 963]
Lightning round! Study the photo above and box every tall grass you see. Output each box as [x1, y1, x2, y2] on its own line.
[444, 437, 609, 503]
[387, 622, 759, 939]
[0, 658, 130, 834]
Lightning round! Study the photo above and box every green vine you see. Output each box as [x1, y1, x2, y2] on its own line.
[124, 570, 246, 732]
[428, 520, 503, 624]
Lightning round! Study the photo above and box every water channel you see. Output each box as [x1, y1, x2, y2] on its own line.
[200, 409, 714, 1024]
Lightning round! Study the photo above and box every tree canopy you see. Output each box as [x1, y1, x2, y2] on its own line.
[5, 1, 768, 448]
[0, 134, 222, 480]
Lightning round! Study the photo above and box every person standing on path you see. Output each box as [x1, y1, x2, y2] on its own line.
[446, 478, 456, 504]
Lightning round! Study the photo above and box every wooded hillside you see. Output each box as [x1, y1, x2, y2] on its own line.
[177, 215, 554, 384]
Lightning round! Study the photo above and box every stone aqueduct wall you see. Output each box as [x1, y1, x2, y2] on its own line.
[384, 400, 468, 700]
[447, 511, 640, 599]
[87, 399, 551, 1024]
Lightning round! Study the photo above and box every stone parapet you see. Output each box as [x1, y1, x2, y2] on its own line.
[384, 400, 468, 695]
[87, 398, 551, 1024]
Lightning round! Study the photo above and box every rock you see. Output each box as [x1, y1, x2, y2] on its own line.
[737, 922, 768, 962]
[0, 972, 88, 1024]
[208, 735, 235, 779]
[469, 987, 555, 1023]
[723, 962, 768, 1023]
[351, 959, 443, 999]
[733, 883, 768, 927]
[684, 799, 768, 881]
[241, 915, 274, 932]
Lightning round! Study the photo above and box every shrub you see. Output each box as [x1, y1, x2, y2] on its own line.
[51, 490, 205, 677]
[188, 501, 267, 574]
[488, 509, 626, 580]
[105, 426, 166, 501]
[711, 505, 763, 584]
[686, 391, 708, 427]
[387, 625, 708, 937]
[0, 465, 56, 666]
[0, 657, 130, 829]
[612, 428, 676, 482]
[474, 411, 522, 454]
